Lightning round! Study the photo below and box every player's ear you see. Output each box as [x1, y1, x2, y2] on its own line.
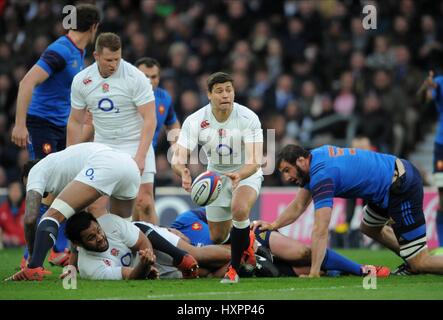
[93, 51, 98, 60]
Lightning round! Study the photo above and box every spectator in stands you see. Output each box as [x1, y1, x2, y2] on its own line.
[0, 181, 26, 247]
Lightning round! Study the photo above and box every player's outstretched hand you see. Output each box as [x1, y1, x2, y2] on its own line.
[225, 172, 240, 191]
[11, 125, 30, 148]
[252, 220, 275, 233]
[181, 168, 192, 192]
[139, 248, 156, 266]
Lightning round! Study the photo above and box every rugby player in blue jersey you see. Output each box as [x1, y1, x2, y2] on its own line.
[11, 4, 100, 269]
[418, 70, 443, 248]
[256, 144, 443, 276]
[134, 57, 181, 224]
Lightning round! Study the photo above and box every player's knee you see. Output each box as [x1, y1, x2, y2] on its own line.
[360, 222, 375, 236]
[406, 251, 428, 273]
[210, 231, 229, 244]
[231, 203, 250, 220]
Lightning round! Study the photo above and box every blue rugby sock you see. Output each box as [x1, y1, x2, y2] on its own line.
[321, 248, 362, 275]
[28, 218, 59, 269]
[437, 211, 443, 246]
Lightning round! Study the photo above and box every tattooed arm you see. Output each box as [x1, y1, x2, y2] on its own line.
[24, 190, 43, 257]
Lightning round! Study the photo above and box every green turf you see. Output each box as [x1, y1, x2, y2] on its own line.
[1, 248, 442, 300]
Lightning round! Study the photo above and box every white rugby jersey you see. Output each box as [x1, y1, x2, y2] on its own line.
[177, 102, 263, 173]
[26, 142, 112, 196]
[77, 214, 139, 280]
[71, 59, 155, 143]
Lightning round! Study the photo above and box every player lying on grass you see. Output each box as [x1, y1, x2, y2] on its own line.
[63, 211, 232, 280]
[170, 208, 390, 277]
[6, 142, 144, 281]
[255, 144, 443, 276]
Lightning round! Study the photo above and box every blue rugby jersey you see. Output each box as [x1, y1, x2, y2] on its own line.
[304, 145, 396, 210]
[170, 208, 213, 247]
[28, 35, 85, 127]
[432, 76, 443, 144]
[152, 87, 177, 149]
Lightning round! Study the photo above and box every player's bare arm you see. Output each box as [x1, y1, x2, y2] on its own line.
[135, 101, 157, 174]
[171, 144, 192, 192]
[12, 65, 50, 147]
[23, 190, 43, 257]
[66, 107, 87, 146]
[255, 188, 312, 232]
[306, 207, 332, 278]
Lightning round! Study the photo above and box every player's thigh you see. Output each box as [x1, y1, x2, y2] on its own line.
[268, 231, 310, 261]
[388, 161, 427, 260]
[87, 196, 110, 217]
[109, 197, 135, 219]
[54, 181, 102, 218]
[231, 172, 262, 220]
[27, 125, 58, 159]
[231, 185, 258, 220]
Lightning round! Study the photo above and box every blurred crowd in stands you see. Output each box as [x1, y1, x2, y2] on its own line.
[1, 0, 443, 245]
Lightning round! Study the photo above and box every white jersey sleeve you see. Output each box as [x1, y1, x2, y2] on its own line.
[243, 112, 263, 143]
[116, 218, 140, 248]
[132, 69, 155, 107]
[177, 115, 199, 151]
[70, 73, 87, 109]
[78, 257, 123, 280]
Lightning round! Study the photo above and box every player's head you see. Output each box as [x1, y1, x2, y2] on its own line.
[65, 211, 109, 252]
[67, 4, 101, 43]
[135, 57, 161, 89]
[94, 32, 122, 78]
[207, 72, 235, 112]
[277, 144, 311, 187]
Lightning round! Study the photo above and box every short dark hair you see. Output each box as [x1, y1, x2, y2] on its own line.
[69, 4, 100, 32]
[95, 32, 121, 52]
[65, 211, 98, 244]
[135, 57, 161, 69]
[276, 144, 311, 168]
[22, 160, 41, 180]
[207, 72, 233, 92]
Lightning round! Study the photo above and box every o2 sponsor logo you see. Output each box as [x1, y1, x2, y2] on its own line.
[85, 168, 95, 180]
[216, 144, 233, 156]
[98, 98, 119, 113]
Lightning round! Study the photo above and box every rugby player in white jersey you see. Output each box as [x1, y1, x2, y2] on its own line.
[66, 32, 157, 223]
[5, 142, 142, 281]
[62, 211, 231, 280]
[172, 72, 263, 283]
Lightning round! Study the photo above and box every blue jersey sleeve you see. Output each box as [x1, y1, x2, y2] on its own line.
[36, 42, 71, 76]
[164, 95, 177, 126]
[311, 178, 335, 210]
[432, 76, 443, 102]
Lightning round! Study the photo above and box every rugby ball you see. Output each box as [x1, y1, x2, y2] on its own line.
[190, 171, 222, 206]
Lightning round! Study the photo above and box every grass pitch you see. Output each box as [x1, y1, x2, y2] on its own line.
[1, 248, 442, 300]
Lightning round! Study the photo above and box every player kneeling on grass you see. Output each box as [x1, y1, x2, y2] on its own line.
[255, 144, 443, 277]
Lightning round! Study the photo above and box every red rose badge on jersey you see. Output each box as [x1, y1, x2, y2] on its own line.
[111, 248, 119, 256]
[200, 120, 210, 129]
[102, 83, 109, 93]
